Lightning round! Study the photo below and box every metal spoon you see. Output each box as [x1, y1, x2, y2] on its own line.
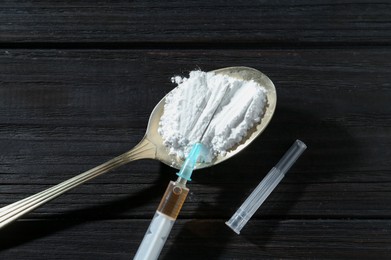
[0, 66, 276, 229]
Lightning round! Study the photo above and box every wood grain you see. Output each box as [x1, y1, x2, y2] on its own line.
[0, 49, 390, 225]
[0, 2, 390, 258]
[0, 1, 390, 44]
[0, 219, 389, 259]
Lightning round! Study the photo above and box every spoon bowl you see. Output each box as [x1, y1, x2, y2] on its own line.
[147, 66, 277, 169]
[0, 66, 276, 229]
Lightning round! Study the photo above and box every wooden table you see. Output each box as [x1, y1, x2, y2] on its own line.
[0, 1, 390, 259]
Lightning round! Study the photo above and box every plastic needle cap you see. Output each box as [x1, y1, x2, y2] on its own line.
[226, 140, 307, 234]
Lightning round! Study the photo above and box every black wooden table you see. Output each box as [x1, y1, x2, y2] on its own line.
[0, 1, 390, 259]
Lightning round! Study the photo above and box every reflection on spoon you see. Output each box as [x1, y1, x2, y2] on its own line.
[0, 66, 276, 229]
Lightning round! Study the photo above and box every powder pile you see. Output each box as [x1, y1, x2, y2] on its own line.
[158, 70, 267, 162]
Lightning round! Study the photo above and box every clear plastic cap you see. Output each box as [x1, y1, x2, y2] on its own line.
[226, 140, 307, 234]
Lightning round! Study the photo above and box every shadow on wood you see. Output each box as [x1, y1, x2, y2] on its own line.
[161, 103, 360, 258]
[0, 171, 171, 252]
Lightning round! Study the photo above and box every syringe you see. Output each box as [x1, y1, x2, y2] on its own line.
[134, 87, 229, 260]
[133, 143, 209, 260]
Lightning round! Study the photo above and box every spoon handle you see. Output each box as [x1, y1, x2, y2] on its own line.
[0, 138, 156, 230]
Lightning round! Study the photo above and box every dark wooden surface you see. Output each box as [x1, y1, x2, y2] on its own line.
[0, 1, 390, 259]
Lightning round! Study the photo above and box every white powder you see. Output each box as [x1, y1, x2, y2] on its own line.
[158, 70, 267, 162]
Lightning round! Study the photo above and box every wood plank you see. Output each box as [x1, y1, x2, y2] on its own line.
[0, 3, 390, 258]
[1, 181, 391, 219]
[1, 1, 389, 259]
[0, 1, 391, 44]
[0, 48, 390, 221]
[0, 219, 389, 259]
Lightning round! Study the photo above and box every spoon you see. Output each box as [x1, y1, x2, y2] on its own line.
[0, 66, 276, 229]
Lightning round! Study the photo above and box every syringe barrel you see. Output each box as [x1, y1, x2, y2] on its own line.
[133, 211, 174, 260]
[134, 180, 189, 260]
[158, 181, 189, 219]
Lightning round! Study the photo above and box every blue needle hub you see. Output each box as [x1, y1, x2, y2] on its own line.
[176, 143, 209, 181]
